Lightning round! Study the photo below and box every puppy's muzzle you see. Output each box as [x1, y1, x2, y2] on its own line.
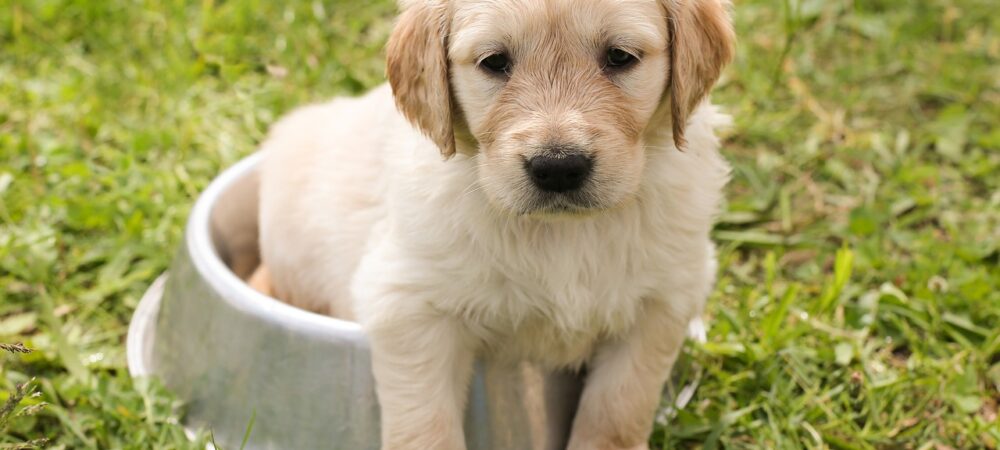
[526, 152, 593, 193]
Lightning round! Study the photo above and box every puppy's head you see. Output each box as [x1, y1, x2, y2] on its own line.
[387, 0, 734, 216]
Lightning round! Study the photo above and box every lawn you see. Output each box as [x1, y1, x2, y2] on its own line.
[1, 0, 997, 448]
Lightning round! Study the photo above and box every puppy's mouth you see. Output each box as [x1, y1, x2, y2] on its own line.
[519, 191, 604, 217]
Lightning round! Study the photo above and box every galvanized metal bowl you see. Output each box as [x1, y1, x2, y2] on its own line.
[127, 154, 703, 450]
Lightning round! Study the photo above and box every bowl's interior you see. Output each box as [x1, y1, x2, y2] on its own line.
[207, 165, 263, 282]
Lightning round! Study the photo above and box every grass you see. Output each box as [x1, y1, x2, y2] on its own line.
[0, 0, 997, 448]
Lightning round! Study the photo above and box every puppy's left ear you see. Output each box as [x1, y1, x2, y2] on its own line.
[665, 0, 735, 149]
[386, 0, 456, 158]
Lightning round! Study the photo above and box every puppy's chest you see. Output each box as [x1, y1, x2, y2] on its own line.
[451, 230, 659, 367]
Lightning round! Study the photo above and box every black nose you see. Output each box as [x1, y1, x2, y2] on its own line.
[526, 153, 593, 193]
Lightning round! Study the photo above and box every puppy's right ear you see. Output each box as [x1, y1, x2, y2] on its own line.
[386, 0, 456, 158]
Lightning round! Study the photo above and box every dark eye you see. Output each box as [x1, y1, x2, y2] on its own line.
[606, 48, 637, 69]
[479, 53, 511, 76]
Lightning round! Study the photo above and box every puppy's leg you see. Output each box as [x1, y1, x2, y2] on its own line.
[567, 300, 689, 450]
[367, 312, 475, 450]
[246, 264, 274, 297]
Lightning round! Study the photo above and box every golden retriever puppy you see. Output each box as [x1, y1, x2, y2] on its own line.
[256, 0, 734, 448]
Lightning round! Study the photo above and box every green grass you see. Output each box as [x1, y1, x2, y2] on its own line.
[1, 0, 997, 448]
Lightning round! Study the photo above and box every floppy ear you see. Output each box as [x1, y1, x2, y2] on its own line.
[665, 0, 735, 149]
[386, 0, 456, 157]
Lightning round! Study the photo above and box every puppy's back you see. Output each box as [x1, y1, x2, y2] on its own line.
[256, 85, 397, 318]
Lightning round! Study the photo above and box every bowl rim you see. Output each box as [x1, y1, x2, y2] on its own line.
[185, 153, 367, 339]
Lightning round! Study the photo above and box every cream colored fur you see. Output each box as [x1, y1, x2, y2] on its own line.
[257, 0, 734, 448]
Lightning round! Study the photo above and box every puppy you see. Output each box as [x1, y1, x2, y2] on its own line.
[256, 0, 734, 448]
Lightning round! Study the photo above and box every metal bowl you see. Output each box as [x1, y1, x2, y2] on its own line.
[126, 154, 703, 450]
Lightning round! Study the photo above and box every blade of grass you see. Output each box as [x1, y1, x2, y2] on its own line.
[240, 409, 256, 450]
